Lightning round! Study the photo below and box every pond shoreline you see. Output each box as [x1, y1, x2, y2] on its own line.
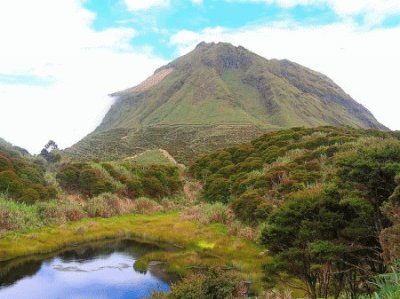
[0, 212, 269, 294]
[0, 238, 172, 299]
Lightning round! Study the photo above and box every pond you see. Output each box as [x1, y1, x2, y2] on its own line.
[0, 239, 172, 299]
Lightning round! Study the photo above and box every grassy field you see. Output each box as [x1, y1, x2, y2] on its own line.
[125, 149, 175, 166]
[0, 212, 270, 294]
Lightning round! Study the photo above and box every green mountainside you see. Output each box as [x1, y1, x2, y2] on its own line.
[66, 42, 386, 162]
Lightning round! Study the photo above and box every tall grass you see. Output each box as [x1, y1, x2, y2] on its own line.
[0, 192, 190, 235]
[370, 263, 400, 299]
[0, 195, 42, 234]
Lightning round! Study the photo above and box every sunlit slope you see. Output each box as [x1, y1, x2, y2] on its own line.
[67, 42, 386, 162]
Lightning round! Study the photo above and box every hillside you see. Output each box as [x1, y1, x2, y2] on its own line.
[189, 126, 400, 297]
[66, 42, 386, 162]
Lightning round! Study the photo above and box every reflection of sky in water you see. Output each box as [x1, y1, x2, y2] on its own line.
[0, 252, 169, 299]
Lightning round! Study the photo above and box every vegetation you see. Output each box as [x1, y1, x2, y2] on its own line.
[125, 149, 176, 166]
[2, 126, 400, 298]
[0, 146, 57, 203]
[56, 161, 182, 198]
[190, 126, 400, 298]
[0, 212, 269, 294]
[66, 42, 384, 163]
[150, 268, 244, 299]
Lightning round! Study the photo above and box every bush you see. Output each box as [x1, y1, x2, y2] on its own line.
[142, 176, 166, 198]
[37, 200, 86, 224]
[231, 191, 272, 225]
[57, 162, 183, 201]
[20, 188, 40, 204]
[151, 268, 242, 299]
[132, 197, 163, 214]
[126, 178, 144, 198]
[0, 197, 42, 233]
[203, 177, 231, 203]
[0, 153, 13, 172]
[56, 163, 82, 188]
[86, 193, 135, 218]
[0, 170, 23, 195]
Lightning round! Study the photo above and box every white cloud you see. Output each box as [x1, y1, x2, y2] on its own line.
[0, 0, 166, 153]
[124, 0, 170, 11]
[170, 21, 400, 130]
[231, 0, 400, 24]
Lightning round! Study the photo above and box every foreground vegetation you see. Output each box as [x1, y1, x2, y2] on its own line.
[0, 212, 269, 295]
[191, 126, 400, 298]
[1, 127, 400, 298]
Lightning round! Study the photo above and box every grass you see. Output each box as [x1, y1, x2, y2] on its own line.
[0, 212, 269, 294]
[66, 43, 385, 163]
[126, 150, 175, 166]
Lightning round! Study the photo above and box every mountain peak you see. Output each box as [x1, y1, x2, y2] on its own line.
[172, 41, 256, 71]
[68, 43, 386, 162]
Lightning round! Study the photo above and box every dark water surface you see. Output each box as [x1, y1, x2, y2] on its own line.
[0, 239, 171, 299]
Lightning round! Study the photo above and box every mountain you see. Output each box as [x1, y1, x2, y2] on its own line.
[0, 138, 30, 157]
[66, 42, 386, 162]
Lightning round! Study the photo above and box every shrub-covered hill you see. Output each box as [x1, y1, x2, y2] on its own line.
[57, 161, 182, 199]
[190, 126, 400, 297]
[190, 126, 395, 213]
[0, 142, 57, 203]
[0, 136, 183, 205]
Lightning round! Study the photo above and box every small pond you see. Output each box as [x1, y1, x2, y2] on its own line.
[0, 239, 172, 299]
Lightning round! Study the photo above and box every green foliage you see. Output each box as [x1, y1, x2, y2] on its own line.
[0, 196, 42, 233]
[370, 262, 400, 299]
[57, 161, 182, 199]
[203, 176, 231, 203]
[151, 268, 241, 299]
[231, 190, 272, 225]
[0, 149, 56, 203]
[259, 140, 400, 298]
[191, 127, 398, 222]
[67, 43, 385, 163]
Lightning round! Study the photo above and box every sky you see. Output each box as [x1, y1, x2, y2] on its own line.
[1, 0, 400, 154]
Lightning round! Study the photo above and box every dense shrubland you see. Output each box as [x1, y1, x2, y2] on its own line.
[190, 127, 400, 298]
[0, 149, 57, 203]
[2, 127, 400, 298]
[56, 161, 182, 199]
[0, 144, 184, 235]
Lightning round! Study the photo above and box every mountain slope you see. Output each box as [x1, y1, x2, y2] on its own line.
[66, 42, 386, 162]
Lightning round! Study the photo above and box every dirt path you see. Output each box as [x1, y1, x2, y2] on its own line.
[158, 149, 186, 169]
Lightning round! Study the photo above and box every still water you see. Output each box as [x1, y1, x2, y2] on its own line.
[0, 239, 171, 299]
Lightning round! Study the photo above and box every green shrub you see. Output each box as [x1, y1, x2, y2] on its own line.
[0, 153, 13, 172]
[126, 178, 144, 197]
[56, 163, 83, 188]
[203, 176, 231, 203]
[231, 190, 272, 225]
[57, 162, 182, 200]
[0, 170, 23, 195]
[0, 197, 42, 233]
[20, 188, 40, 204]
[142, 176, 166, 198]
[151, 268, 242, 299]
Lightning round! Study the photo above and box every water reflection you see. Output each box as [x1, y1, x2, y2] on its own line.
[0, 239, 170, 299]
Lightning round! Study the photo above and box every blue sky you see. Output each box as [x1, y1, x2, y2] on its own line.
[1, 0, 400, 153]
[83, 0, 399, 59]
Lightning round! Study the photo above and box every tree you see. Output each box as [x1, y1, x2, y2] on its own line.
[261, 188, 347, 299]
[40, 140, 61, 163]
[262, 141, 400, 298]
